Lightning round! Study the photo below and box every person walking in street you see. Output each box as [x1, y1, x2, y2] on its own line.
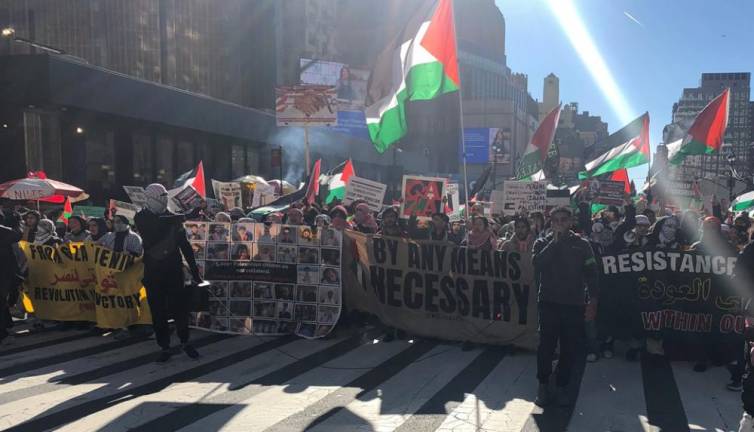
[532, 206, 599, 407]
[135, 183, 203, 363]
[0, 210, 21, 344]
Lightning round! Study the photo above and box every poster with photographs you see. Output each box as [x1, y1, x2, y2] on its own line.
[187, 221, 342, 339]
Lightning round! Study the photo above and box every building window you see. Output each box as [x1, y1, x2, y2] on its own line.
[246, 146, 259, 175]
[176, 140, 195, 175]
[231, 144, 245, 178]
[156, 136, 174, 186]
[85, 129, 115, 199]
[132, 132, 154, 185]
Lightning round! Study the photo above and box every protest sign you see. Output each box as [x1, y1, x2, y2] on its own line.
[497, 181, 546, 215]
[599, 249, 743, 355]
[663, 179, 699, 209]
[445, 183, 460, 212]
[400, 175, 446, 220]
[187, 222, 342, 339]
[275, 85, 337, 127]
[591, 180, 626, 206]
[342, 232, 538, 348]
[241, 182, 275, 209]
[123, 186, 146, 207]
[545, 188, 571, 211]
[171, 184, 203, 212]
[19, 242, 152, 327]
[343, 176, 387, 212]
[109, 200, 140, 222]
[212, 180, 242, 210]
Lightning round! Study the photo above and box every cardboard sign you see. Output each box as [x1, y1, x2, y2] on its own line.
[122, 186, 146, 207]
[497, 181, 547, 215]
[108, 200, 140, 222]
[400, 175, 446, 220]
[212, 180, 242, 210]
[343, 176, 387, 212]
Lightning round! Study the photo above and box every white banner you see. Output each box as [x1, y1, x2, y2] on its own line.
[343, 176, 387, 212]
[108, 199, 140, 222]
[275, 85, 338, 127]
[496, 181, 547, 215]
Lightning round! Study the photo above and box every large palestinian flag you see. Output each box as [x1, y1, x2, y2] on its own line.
[518, 104, 561, 180]
[579, 113, 650, 180]
[365, 0, 460, 153]
[668, 88, 729, 165]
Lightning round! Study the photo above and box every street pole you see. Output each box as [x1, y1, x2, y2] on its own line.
[304, 124, 311, 177]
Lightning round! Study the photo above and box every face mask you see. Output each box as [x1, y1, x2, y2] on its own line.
[661, 225, 676, 242]
[114, 222, 129, 232]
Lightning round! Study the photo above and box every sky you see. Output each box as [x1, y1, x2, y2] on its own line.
[494, 0, 754, 185]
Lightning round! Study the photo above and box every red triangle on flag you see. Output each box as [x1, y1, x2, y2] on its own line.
[191, 161, 206, 198]
[420, 0, 460, 86]
[609, 168, 631, 194]
[341, 159, 355, 184]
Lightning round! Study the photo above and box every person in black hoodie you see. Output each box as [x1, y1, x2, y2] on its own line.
[135, 183, 203, 363]
[86, 218, 109, 242]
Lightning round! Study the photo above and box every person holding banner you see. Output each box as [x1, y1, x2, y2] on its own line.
[21, 210, 40, 243]
[463, 216, 496, 251]
[87, 218, 109, 242]
[532, 206, 599, 407]
[378, 207, 406, 238]
[353, 203, 378, 234]
[499, 216, 534, 254]
[98, 215, 143, 256]
[136, 184, 203, 363]
[286, 208, 305, 226]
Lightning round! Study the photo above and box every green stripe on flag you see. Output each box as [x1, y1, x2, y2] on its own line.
[368, 62, 458, 153]
[579, 151, 648, 180]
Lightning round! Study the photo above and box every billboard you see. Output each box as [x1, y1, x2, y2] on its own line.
[300, 59, 371, 140]
[459, 128, 511, 164]
[275, 85, 337, 127]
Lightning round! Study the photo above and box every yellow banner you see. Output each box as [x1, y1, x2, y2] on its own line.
[20, 241, 152, 327]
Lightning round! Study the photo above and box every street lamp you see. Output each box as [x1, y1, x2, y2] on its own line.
[1, 27, 15, 38]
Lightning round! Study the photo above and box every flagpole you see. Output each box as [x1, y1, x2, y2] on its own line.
[304, 123, 311, 177]
[450, 0, 470, 222]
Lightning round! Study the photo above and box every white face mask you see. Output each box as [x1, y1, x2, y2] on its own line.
[114, 221, 129, 233]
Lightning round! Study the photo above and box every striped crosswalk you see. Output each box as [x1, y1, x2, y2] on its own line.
[0, 326, 744, 431]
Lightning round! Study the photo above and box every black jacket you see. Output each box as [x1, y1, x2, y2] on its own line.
[532, 231, 599, 306]
[134, 209, 200, 281]
[0, 225, 21, 296]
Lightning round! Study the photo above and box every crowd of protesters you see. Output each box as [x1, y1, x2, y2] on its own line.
[2, 182, 754, 426]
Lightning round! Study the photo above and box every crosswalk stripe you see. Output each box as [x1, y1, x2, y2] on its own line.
[1, 335, 295, 432]
[640, 352, 690, 431]
[0, 335, 145, 378]
[393, 347, 507, 432]
[671, 360, 743, 431]
[52, 334, 362, 432]
[304, 345, 484, 432]
[433, 350, 537, 432]
[0, 333, 229, 403]
[264, 340, 437, 432]
[126, 330, 380, 431]
[0, 330, 91, 357]
[175, 337, 413, 432]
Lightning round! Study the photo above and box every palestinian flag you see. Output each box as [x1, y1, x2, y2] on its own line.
[173, 161, 206, 198]
[518, 104, 561, 180]
[319, 160, 355, 204]
[365, 0, 460, 153]
[579, 113, 650, 180]
[731, 191, 754, 212]
[668, 88, 729, 165]
[58, 196, 72, 225]
[305, 160, 321, 205]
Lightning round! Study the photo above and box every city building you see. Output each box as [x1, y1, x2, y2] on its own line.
[549, 102, 608, 185]
[538, 73, 559, 122]
[1, 0, 533, 203]
[664, 73, 752, 185]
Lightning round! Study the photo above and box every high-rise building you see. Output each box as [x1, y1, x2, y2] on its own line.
[664, 73, 752, 183]
[553, 102, 608, 184]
